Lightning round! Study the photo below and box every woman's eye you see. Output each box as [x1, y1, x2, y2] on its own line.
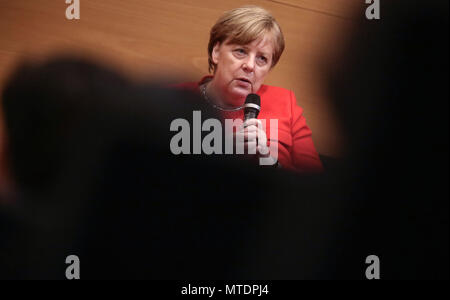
[257, 56, 268, 65]
[234, 49, 246, 56]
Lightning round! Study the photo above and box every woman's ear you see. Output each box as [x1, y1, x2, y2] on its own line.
[212, 42, 221, 65]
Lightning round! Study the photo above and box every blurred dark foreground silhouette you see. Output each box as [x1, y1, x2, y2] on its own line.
[0, 0, 448, 279]
[0, 57, 345, 279]
[322, 0, 448, 279]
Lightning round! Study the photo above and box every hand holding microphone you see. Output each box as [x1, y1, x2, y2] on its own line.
[235, 93, 270, 157]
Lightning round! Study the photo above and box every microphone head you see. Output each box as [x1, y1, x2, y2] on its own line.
[244, 94, 261, 117]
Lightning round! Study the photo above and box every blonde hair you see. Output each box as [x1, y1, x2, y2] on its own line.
[207, 6, 285, 73]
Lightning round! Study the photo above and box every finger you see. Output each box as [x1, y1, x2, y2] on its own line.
[236, 132, 258, 142]
[241, 126, 268, 143]
[239, 125, 259, 133]
[243, 118, 262, 128]
[246, 131, 258, 141]
[257, 144, 270, 156]
[245, 141, 258, 154]
[246, 125, 259, 131]
[256, 127, 268, 146]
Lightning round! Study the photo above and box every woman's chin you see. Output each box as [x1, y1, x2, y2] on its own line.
[229, 86, 250, 99]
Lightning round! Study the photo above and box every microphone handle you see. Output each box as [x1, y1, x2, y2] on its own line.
[244, 111, 258, 121]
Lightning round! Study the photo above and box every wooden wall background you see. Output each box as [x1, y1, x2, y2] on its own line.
[0, 0, 363, 191]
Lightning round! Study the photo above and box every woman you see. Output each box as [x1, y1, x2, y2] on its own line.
[177, 6, 323, 173]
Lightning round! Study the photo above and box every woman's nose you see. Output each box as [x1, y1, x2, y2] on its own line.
[242, 56, 255, 72]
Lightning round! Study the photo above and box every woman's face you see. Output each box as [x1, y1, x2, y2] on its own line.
[211, 33, 274, 105]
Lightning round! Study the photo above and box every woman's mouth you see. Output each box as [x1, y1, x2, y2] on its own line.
[235, 78, 252, 89]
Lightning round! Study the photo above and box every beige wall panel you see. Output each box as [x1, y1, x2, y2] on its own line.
[0, 0, 361, 190]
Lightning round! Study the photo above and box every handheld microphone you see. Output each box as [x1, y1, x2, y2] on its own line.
[243, 94, 261, 121]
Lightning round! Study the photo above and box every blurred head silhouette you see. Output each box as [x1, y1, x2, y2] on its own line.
[323, 0, 448, 279]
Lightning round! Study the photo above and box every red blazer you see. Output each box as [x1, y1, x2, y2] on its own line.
[175, 76, 323, 173]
